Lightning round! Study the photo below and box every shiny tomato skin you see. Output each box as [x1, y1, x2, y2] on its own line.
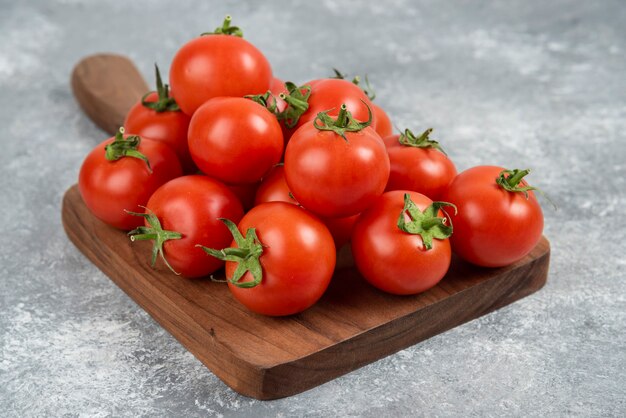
[169, 35, 272, 115]
[384, 134, 457, 201]
[226, 202, 336, 316]
[188, 97, 284, 185]
[442, 166, 544, 267]
[352, 191, 452, 295]
[78, 137, 182, 230]
[372, 103, 393, 138]
[253, 165, 358, 248]
[284, 123, 389, 218]
[254, 165, 292, 206]
[320, 213, 359, 249]
[294, 79, 377, 131]
[124, 92, 195, 173]
[145, 175, 244, 278]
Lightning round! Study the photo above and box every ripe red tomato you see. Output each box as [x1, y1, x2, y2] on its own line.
[78, 129, 182, 230]
[124, 70, 195, 173]
[254, 165, 293, 206]
[384, 128, 457, 201]
[286, 79, 376, 132]
[129, 175, 244, 277]
[284, 106, 389, 218]
[254, 165, 358, 248]
[372, 103, 392, 138]
[442, 166, 544, 267]
[352, 191, 453, 295]
[188, 97, 284, 184]
[202, 202, 336, 316]
[169, 16, 272, 115]
[321, 213, 359, 249]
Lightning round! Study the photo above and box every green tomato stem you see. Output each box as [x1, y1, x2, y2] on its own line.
[199, 218, 265, 288]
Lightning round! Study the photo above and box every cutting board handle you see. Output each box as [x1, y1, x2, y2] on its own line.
[71, 54, 149, 135]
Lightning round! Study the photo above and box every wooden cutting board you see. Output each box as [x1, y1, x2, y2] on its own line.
[62, 185, 550, 400]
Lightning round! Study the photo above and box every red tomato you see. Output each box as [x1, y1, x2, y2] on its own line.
[205, 202, 336, 316]
[442, 166, 544, 267]
[292, 79, 376, 131]
[254, 165, 358, 248]
[188, 97, 284, 184]
[372, 103, 392, 138]
[351, 191, 453, 295]
[384, 129, 457, 201]
[78, 130, 182, 230]
[169, 17, 272, 115]
[130, 175, 244, 277]
[284, 106, 389, 218]
[124, 91, 194, 173]
[254, 165, 293, 206]
[320, 213, 359, 249]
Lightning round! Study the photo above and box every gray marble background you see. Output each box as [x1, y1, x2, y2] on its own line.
[1, 0, 625, 416]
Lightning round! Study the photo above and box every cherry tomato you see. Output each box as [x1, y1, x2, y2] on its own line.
[292, 79, 376, 131]
[384, 128, 457, 201]
[284, 106, 389, 218]
[352, 191, 453, 295]
[321, 213, 359, 249]
[169, 16, 272, 115]
[124, 91, 194, 173]
[254, 165, 358, 248]
[442, 166, 544, 267]
[204, 202, 336, 316]
[254, 165, 293, 206]
[130, 175, 244, 278]
[188, 97, 284, 184]
[78, 129, 182, 230]
[372, 103, 393, 138]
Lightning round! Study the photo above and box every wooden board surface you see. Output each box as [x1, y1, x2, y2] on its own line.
[61, 184, 550, 400]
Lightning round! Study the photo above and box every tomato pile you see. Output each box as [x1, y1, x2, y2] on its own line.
[78, 16, 548, 316]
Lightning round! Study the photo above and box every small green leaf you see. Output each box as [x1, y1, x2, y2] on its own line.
[201, 15, 243, 37]
[397, 194, 456, 250]
[397, 128, 446, 155]
[141, 64, 180, 113]
[312, 102, 373, 140]
[276, 83, 312, 128]
[104, 128, 152, 172]
[127, 208, 182, 274]
[199, 219, 265, 288]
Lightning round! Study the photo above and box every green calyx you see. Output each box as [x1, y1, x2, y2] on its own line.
[398, 128, 447, 155]
[127, 208, 183, 275]
[277, 82, 311, 128]
[104, 127, 151, 172]
[397, 193, 456, 250]
[245, 91, 278, 114]
[141, 64, 180, 112]
[495, 168, 557, 208]
[313, 102, 373, 141]
[199, 219, 264, 288]
[201, 15, 243, 37]
[332, 68, 376, 101]
[495, 168, 538, 198]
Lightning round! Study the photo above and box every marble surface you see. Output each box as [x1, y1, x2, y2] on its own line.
[1, 0, 625, 416]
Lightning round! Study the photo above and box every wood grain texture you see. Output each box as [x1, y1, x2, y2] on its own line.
[62, 184, 550, 400]
[71, 54, 148, 135]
